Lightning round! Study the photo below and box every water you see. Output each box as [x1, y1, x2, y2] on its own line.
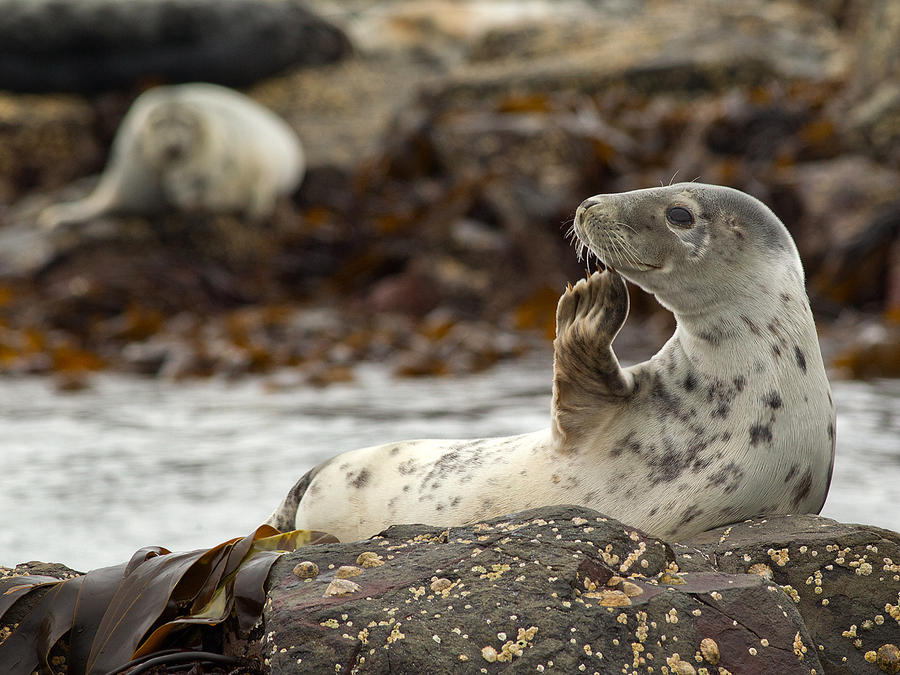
[1, 357, 898, 571]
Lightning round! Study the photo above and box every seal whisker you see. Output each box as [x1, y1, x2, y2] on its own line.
[614, 220, 638, 235]
[610, 230, 642, 269]
[610, 234, 637, 269]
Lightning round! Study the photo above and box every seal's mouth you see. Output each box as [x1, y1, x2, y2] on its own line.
[572, 233, 661, 273]
[571, 207, 661, 272]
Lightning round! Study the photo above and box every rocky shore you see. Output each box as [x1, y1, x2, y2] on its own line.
[257, 505, 900, 674]
[0, 0, 897, 385]
[5, 506, 899, 674]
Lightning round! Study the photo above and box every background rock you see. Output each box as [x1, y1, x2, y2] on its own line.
[1, 0, 898, 381]
[0, 0, 350, 93]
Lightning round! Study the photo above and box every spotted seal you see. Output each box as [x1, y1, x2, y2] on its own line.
[39, 83, 304, 229]
[268, 183, 835, 542]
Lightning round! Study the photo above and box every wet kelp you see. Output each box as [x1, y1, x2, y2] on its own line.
[0, 526, 337, 674]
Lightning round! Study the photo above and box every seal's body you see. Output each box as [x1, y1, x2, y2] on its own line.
[39, 83, 304, 228]
[268, 184, 835, 542]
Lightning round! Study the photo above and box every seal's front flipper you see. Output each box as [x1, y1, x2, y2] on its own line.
[552, 269, 634, 446]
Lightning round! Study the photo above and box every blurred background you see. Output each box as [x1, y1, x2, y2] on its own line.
[0, 0, 897, 570]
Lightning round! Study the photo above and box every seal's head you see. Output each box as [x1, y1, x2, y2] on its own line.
[139, 102, 206, 168]
[573, 183, 802, 316]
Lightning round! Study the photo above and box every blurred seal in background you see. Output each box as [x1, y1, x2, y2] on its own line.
[39, 83, 304, 228]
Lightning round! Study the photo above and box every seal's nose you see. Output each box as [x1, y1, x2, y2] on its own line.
[574, 197, 600, 226]
[578, 197, 600, 212]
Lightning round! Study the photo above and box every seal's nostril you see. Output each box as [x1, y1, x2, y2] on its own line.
[579, 198, 599, 212]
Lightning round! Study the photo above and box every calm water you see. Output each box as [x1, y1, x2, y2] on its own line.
[1, 357, 898, 571]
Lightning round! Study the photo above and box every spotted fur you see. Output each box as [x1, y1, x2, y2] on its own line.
[267, 183, 835, 543]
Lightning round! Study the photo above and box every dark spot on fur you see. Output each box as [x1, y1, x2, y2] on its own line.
[678, 505, 702, 526]
[648, 507, 659, 518]
[651, 377, 687, 421]
[614, 431, 642, 458]
[398, 459, 418, 475]
[780, 293, 792, 304]
[705, 377, 740, 419]
[389, 445, 400, 456]
[741, 315, 762, 336]
[721, 431, 731, 442]
[402, 484, 410, 492]
[435, 503, 444, 511]
[711, 404, 730, 419]
[732, 376, 746, 393]
[784, 463, 799, 483]
[749, 423, 773, 446]
[699, 325, 726, 345]
[583, 491, 597, 502]
[349, 469, 370, 489]
[647, 439, 691, 485]
[707, 462, 745, 494]
[772, 344, 782, 358]
[691, 453, 713, 473]
[827, 423, 834, 440]
[794, 346, 807, 373]
[792, 468, 813, 506]
[451, 496, 460, 507]
[606, 472, 627, 494]
[764, 391, 783, 409]
[431, 451, 461, 478]
[684, 372, 697, 391]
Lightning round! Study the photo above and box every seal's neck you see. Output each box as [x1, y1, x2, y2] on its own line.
[666, 281, 821, 377]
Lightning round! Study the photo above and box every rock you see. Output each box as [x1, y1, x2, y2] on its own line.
[1, 0, 897, 381]
[260, 505, 827, 673]
[829, 318, 900, 380]
[837, 0, 900, 165]
[421, 1, 848, 108]
[0, 0, 350, 93]
[773, 157, 900, 320]
[810, 198, 900, 315]
[310, 0, 601, 64]
[0, 93, 102, 201]
[366, 268, 441, 317]
[844, 84, 900, 167]
[681, 514, 900, 675]
[780, 157, 900, 263]
[250, 55, 439, 170]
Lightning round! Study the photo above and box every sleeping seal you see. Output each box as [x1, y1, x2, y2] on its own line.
[39, 82, 304, 229]
[268, 183, 835, 541]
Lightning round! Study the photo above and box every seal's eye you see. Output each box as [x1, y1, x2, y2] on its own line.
[666, 206, 695, 228]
